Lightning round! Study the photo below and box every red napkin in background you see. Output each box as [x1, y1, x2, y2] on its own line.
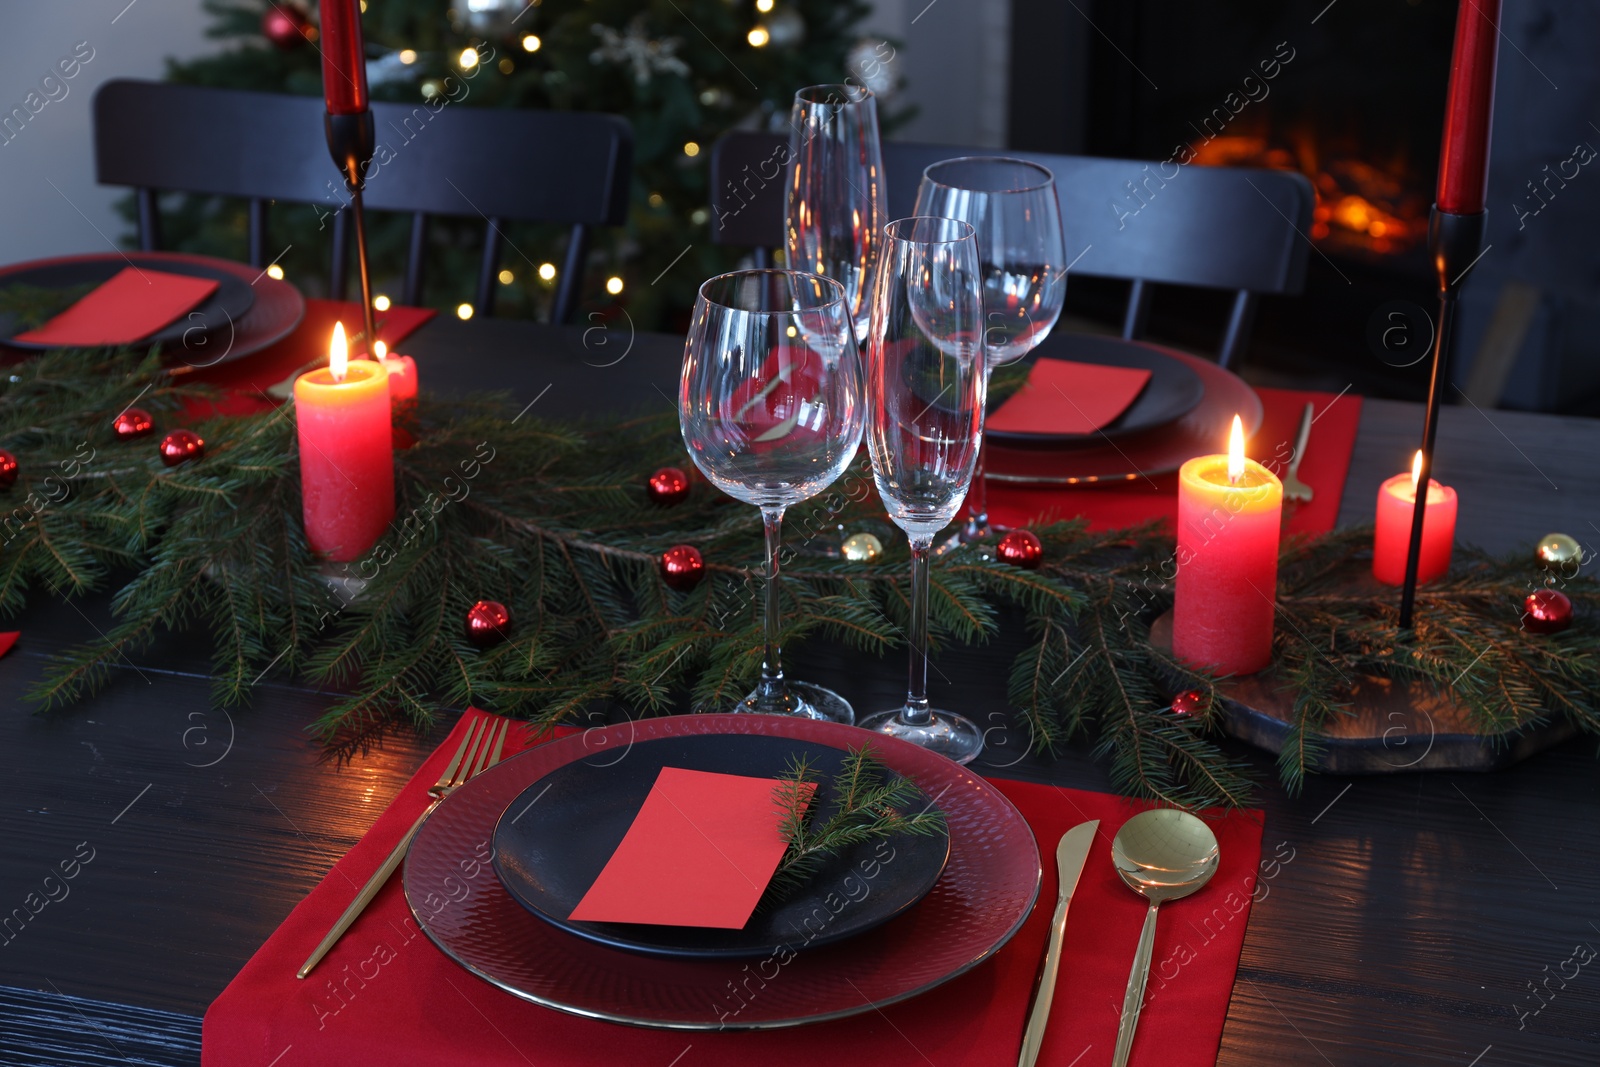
[988, 358, 1153, 436]
[989, 386, 1362, 537]
[568, 767, 813, 928]
[203, 712, 1264, 1067]
[14, 267, 219, 346]
[0, 632, 17, 659]
[181, 299, 436, 419]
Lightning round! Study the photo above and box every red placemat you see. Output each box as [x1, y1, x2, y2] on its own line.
[203, 712, 1264, 1067]
[989, 386, 1362, 536]
[183, 299, 435, 418]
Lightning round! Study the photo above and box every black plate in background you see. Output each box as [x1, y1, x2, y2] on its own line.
[492, 733, 950, 960]
[985, 334, 1206, 446]
[0, 254, 256, 350]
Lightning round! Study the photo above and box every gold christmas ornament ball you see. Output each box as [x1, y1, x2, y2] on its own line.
[841, 532, 883, 562]
[1537, 533, 1582, 572]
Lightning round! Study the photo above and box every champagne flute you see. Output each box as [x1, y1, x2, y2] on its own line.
[784, 83, 887, 341]
[679, 269, 865, 723]
[914, 158, 1067, 541]
[859, 217, 987, 763]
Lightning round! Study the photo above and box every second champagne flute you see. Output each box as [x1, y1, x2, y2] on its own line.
[679, 269, 865, 723]
[859, 218, 987, 763]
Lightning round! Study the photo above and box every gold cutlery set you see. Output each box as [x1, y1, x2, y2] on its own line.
[1018, 809, 1221, 1067]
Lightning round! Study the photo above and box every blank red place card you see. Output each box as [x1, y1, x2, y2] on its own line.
[568, 767, 814, 929]
[14, 266, 219, 346]
[987, 357, 1153, 435]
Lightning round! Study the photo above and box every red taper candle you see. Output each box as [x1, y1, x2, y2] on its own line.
[1436, 0, 1502, 214]
[319, 0, 369, 116]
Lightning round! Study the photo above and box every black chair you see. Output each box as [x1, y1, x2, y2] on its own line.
[92, 79, 632, 323]
[709, 131, 1314, 368]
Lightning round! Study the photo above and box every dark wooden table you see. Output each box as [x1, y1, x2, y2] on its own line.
[2, 319, 1597, 1065]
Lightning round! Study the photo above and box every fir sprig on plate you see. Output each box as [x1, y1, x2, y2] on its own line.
[767, 747, 947, 901]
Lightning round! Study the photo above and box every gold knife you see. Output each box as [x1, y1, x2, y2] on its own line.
[1018, 820, 1101, 1067]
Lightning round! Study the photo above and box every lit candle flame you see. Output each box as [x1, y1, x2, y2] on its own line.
[373, 339, 387, 360]
[1411, 449, 1423, 493]
[330, 321, 348, 382]
[1227, 414, 1245, 485]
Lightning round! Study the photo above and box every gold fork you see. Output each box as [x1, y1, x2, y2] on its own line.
[1282, 402, 1315, 503]
[298, 715, 510, 979]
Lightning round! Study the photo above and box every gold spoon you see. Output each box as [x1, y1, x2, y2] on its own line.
[1109, 808, 1221, 1067]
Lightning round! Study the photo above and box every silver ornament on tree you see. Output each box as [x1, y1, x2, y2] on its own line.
[589, 18, 690, 86]
[761, 8, 805, 48]
[845, 38, 898, 97]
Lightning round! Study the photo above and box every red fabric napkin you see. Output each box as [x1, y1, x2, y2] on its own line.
[989, 386, 1362, 537]
[204, 712, 1264, 1067]
[988, 358, 1153, 436]
[568, 767, 812, 928]
[14, 267, 218, 346]
[182, 299, 436, 419]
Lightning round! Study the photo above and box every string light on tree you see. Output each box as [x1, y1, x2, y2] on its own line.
[456, 303, 474, 320]
[606, 276, 625, 295]
[266, 264, 285, 280]
[748, 26, 770, 47]
[522, 34, 541, 52]
[373, 294, 391, 311]
[538, 263, 557, 282]
[459, 47, 479, 69]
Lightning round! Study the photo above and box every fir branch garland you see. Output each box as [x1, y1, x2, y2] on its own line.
[3, 350, 1597, 808]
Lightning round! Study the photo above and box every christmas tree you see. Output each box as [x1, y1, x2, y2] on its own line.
[148, 0, 893, 331]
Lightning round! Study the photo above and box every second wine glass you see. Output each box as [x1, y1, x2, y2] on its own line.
[679, 269, 865, 723]
[914, 157, 1067, 542]
[859, 218, 987, 763]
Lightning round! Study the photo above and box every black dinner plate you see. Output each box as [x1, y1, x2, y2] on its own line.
[0, 254, 256, 350]
[985, 334, 1206, 446]
[491, 733, 951, 960]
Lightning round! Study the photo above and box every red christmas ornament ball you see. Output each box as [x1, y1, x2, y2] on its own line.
[113, 408, 155, 440]
[659, 544, 705, 591]
[1170, 689, 1208, 718]
[0, 449, 16, 490]
[262, 4, 314, 50]
[464, 599, 513, 648]
[647, 466, 691, 506]
[158, 429, 205, 467]
[996, 528, 1043, 569]
[1523, 588, 1573, 634]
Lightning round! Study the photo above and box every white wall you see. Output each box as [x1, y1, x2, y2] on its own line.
[0, 0, 212, 264]
[865, 0, 1011, 148]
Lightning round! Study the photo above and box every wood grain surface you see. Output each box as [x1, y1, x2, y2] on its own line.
[2, 320, 1597, 1065]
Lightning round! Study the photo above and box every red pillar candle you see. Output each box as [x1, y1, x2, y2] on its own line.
[295, 322, 394, 561]
[1436, 0, 1501, 213]
[319, 0, 369, 115]
[1174, 416, 1284, 676]
[1373, 451, 1458, 586]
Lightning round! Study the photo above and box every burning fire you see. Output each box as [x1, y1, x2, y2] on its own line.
[1191, 131, 1426, 256]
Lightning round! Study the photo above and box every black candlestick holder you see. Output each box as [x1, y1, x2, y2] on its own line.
[1398, 207, 1487, 628]
[324, 110, 379, 357]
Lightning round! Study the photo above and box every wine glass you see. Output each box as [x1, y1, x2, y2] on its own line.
[784, 83, 887, 341]
[914, 157, 1067, 542]
[859, 217, 987, 763]
[679, 269, 865, 724]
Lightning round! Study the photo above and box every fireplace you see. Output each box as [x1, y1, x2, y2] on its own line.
[1056, 1, 1463, 397]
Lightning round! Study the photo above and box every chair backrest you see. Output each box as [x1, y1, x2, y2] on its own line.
[93, 79, 633, 323]
[709, 130, 1314, 367]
